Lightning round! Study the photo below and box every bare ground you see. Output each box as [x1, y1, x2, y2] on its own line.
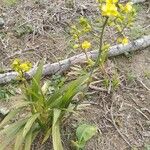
[0, 0, 150, 150]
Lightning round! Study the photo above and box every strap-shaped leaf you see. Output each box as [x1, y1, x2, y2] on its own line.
[0, 119, 28, 150]
[14, 128, 24, 150]
[42, 127, 52, 144]
[48, 75, 89, 108]
[0, 118, 28, 137]
[24, 123, 40, 150]
[24, 132, 32, 150]
[13, 101, 33, 109]
[0, 109, 20, 129]
[23, 113, 39, 138]
[25, 61, 44, 103]
[24, 130, 32, 150]
[52, 109, 63, 150]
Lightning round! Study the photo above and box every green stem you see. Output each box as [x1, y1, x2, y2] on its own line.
[90, 17, 109, 75]
[64, 17, 109, 125]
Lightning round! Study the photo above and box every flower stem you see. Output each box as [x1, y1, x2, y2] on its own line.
[90, 17, 109, 75]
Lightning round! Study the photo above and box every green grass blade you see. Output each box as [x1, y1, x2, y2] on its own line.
[52, 109, 63, 150]
[23, 113, 39, 138]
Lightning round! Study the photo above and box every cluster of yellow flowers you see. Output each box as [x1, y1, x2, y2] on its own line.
[70, 0, 136, 68]
[73, 40, 91, 50]
[81, 41, 91, 50]
[96, 0, 135, 45]
[101, 0, 119, 17]
[117, 37, 129, 45]
[100, 0, 134, 17]
[70, 17, 92, 52]
[70, 17, 92, 41]
[11, 58, 32, 76]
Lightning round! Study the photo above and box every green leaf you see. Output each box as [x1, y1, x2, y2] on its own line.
[25, 61, 44, 103]
[52, 109, 63, 150]
[14, 128, 24, 150]
[0, 118, 28, 137]
[0, 119, 28, 150]
[76, 124, 97, 148]
[24, 131, 32, 150]
[0, 109, 20, 129]
[24, 132, 32, 150]
[23, 113, 40, 138]
[48, 75, 89, 108]
[13, 101, 33, 109]
[24, 123, 40, 150]
[42, 127, 52, 144]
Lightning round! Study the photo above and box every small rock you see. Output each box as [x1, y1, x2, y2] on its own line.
[0, 18, 5, 28]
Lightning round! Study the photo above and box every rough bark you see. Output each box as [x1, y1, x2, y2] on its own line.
[0, 35, 150, 84]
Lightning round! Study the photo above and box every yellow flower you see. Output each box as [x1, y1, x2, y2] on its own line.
[119, 3, 133, 13]
[124, 2, 133, 13]
[101, 3, 118, 17]
[106, 0, 118, 4]
[122, 37, 129, 45]
[117, 37, 129, 45]
[20, 62, 32, 72]
[11, 58, 21, 72]
[81, 41, 91, 50]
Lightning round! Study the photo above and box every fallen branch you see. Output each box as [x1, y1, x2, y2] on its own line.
[131, 0, 146, 3]
[0, 35, 150, 84]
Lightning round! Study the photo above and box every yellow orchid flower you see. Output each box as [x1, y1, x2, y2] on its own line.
[101, 3, 119, 17]
[81, 41, 91, 50]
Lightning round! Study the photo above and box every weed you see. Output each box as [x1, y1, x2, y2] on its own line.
[0, 85, 18, 101]
[72, 124, 97, 150]
[3, 0, 18, 6]
[144, 71, 150, 79]
[14, 24, 33, 38]
[126, 72, 136, 82]
[112, 74, 120, 90]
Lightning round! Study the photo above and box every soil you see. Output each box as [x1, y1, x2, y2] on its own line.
[0, 0, 150, 150]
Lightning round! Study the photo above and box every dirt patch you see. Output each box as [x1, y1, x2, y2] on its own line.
[0, 0, 150, 150]
[0, 1, 150, 69]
